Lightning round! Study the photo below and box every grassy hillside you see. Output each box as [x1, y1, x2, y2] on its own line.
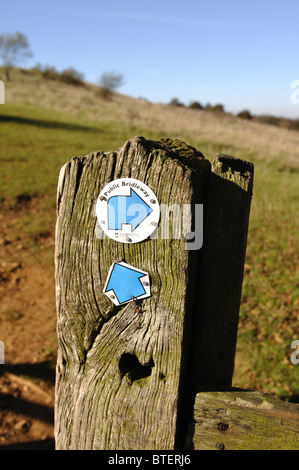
[1, 67, 298, 399]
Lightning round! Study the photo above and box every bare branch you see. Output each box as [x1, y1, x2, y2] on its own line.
[0, 32, 32, 80]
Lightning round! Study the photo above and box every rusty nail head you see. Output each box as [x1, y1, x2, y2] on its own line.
[216, 443, 225, 450]
[218, 422, 229, 432]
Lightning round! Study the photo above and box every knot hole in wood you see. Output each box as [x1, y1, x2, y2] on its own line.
[119, 353, 154, 384]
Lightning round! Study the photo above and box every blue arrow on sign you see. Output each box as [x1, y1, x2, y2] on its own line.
[107, 188, 152, 231]
[104, 262, 151, 305]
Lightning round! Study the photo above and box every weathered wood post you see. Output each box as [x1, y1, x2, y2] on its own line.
[193, 154, 254, 390]
[54, 137, 254, 450]
[185, 389, 299, 450]
[54, 137, 211, 450]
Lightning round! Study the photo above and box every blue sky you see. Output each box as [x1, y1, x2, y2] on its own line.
[2, 0, 299, 118]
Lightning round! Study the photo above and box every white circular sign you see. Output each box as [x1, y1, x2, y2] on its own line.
[96, 178, 160, 243]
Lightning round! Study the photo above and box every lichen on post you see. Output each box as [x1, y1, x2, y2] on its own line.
[54, 136, 210, 450]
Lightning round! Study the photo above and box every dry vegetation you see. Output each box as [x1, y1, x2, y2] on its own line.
[5, 68, 299, 169]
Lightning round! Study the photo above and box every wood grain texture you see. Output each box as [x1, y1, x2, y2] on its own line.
[193, 153, 254, 389]
[185, 389, 299, 450]
[54, 136, 210, 450]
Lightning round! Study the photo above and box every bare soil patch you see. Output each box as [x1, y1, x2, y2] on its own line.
[0, 200, 56, 449]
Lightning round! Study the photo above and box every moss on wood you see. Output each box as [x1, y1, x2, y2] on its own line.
[55, 136, 210, 450]
[185, 389, 299, 450]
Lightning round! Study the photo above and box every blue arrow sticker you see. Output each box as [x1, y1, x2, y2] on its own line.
[108, 188, 152, 231]
[104, 261, 151, 305]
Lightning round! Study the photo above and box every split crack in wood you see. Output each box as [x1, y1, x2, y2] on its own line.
[56, 136, 257, 450]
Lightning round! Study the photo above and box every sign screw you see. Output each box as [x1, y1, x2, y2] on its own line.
[216, 443, 225, 450]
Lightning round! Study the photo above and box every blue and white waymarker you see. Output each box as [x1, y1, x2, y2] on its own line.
[107, 188, 152, 231]
[96, 178, 160, 243]
[103, 261, 151, 306]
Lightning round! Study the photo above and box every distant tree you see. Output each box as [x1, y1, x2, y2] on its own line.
[290, 118, 299, 131]
[97, 71, 125, 100]
[169, 97, 184, 107]
[35, 64, 85, 86]
[237, 109, 252, 120]
[59, 67, 85, 86]
[212, 104, 225, 113]
[0, 32, 32, 81]
[39, 64, 59, 80]
[206, 103, 225, 113]
[188, 101, 203, 110]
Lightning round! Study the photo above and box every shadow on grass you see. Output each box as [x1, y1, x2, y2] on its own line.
[0, 391, 54, 423]
[0, 361, 55, 450]
[0, 114, 100, 132]
[1, 360, 56, 384]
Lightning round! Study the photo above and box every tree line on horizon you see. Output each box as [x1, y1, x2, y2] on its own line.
[1, 31, 299, 131]
[168, 97, 299, 131]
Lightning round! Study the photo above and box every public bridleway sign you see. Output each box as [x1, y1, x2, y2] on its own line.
[96, 178, 160, 243]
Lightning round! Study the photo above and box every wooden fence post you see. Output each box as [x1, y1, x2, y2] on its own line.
[54, 137, 211, 450]
[185, 389, 299, 450]
[193, 154, 254, 390]
[54, 138, 299, 450]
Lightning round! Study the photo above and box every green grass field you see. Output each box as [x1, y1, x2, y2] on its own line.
[1, 69, 298, 399]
